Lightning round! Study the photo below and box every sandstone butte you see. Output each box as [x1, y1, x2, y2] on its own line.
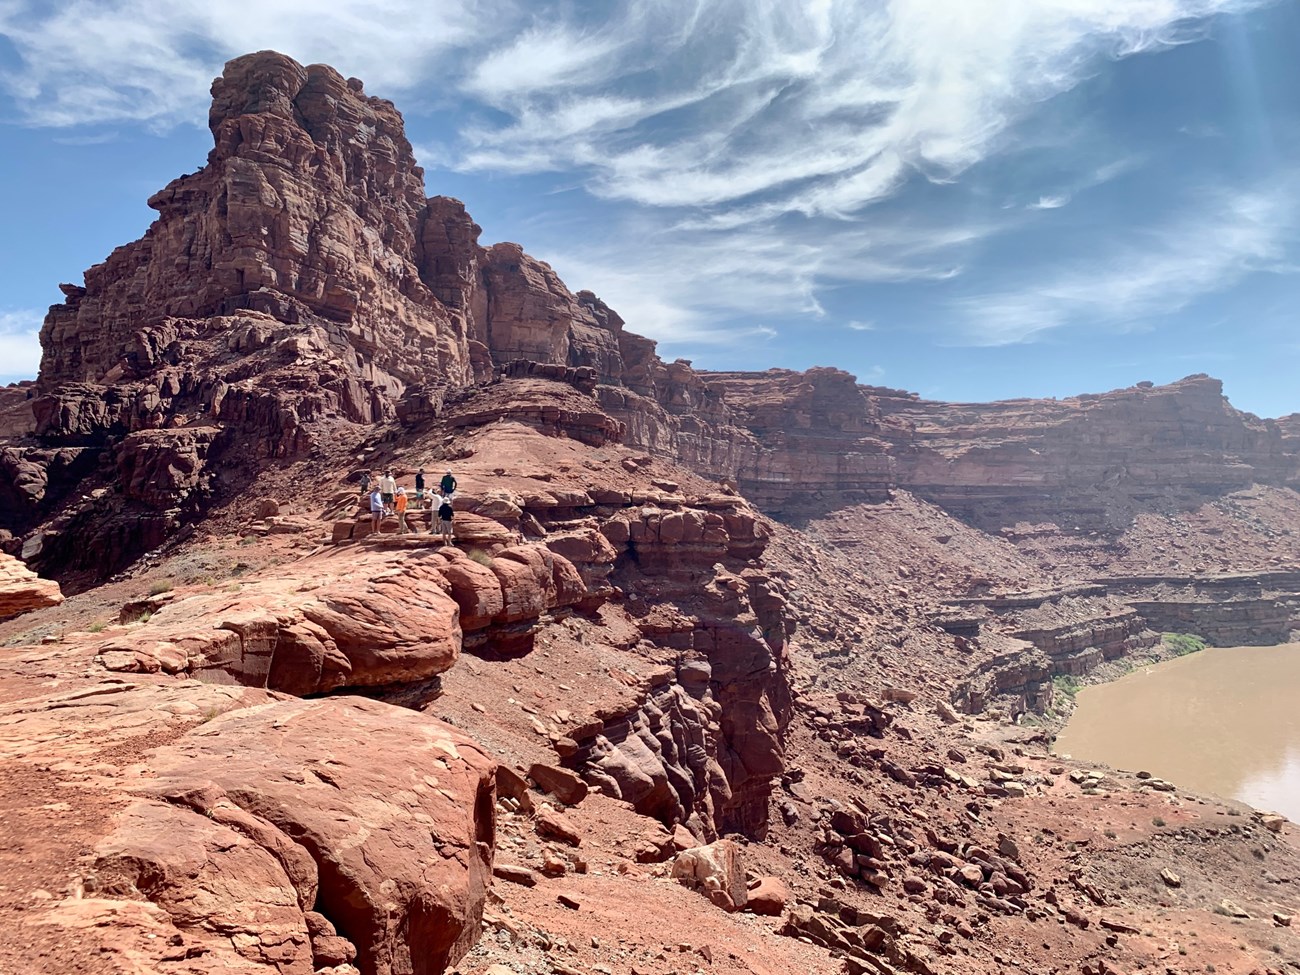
[1, 49, 1299, 975]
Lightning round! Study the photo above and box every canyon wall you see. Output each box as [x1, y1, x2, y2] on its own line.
[877, 376, 1297, 530]
[13, 49, 1300, 586]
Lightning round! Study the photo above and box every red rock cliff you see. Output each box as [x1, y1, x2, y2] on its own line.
[11, 51, 1300, 581]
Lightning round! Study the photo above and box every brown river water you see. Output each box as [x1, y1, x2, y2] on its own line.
[1054, 644, 1300, 821]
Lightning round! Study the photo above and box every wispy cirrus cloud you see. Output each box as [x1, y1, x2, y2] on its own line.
[954, 184, 1297, 345]
[0, 0, 493, 128]
[1028, 194, 1070, 210]
[1, 0, 1268, 208]
[446, 0, 1270, 222]
[0, 0, 1285, 356]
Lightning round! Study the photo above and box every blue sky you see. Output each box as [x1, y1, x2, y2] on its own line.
[1, 0, 1297, 417]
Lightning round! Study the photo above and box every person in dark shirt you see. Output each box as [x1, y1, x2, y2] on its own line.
[414, 468, 425, 500]
[437, 496, 455, 543]
[440, 470, 457, 495]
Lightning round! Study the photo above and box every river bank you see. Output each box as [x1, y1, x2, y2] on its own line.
[1053, 642, 1300, 822]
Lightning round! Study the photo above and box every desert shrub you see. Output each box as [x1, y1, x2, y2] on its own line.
[1052, 674, 1081, 701]
[86, 620, 106, 633]
[148, 580, 173, 596]
[467, 549, 495, 567]
[1163, 632, 1207, 656]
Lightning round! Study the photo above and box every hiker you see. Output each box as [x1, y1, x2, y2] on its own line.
[380, 470, 397, 513]
[437, 494, 455, 543]
[414, 468, 425, 501]
[395, 487, 409, 534]
[440, 469, 457, 496]
[359, 470, 371, 494]
[369, 485, 384, 532]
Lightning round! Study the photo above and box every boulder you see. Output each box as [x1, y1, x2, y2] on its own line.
[535, 805, 582, 847]
[747, 877, 791, 916]
[671, 840, 748, 912]
[93, 552, 461, 693]
[496, 765, 535, 813]
[437, 552, 505, 630]
[0, 552, 63, 620]
[95, 696, 496, 975]
[528, 762, 589, 805]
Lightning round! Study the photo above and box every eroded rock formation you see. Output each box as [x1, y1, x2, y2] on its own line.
[0, 551, 63, 619]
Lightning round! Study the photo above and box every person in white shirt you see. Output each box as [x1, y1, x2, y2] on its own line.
[380, 471, 397, 513]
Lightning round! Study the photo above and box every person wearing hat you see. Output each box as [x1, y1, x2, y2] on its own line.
[395, 486, 410, 534]
[439, 469, 457, 496]
[437, 493, 455, 544]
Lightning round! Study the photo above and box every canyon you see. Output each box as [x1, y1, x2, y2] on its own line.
[1, 50, 1298, 975]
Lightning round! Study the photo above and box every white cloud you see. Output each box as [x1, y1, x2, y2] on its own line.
[0, 0, 495, 128]
[1029, 194, 1070, 210]
[534, 212, 980, 352]
[466, 21, 632, 101]
[0, 310, 43, 381]
[0, 0, 1280, 349]
[1, 0, 1268, 203]
[846, 321, 875, 331]
[444, 0, 1269, 220]
[954, 184, 1296, 345]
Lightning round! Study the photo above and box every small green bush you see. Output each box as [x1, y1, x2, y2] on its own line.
[1163, 632, 1207, 656]
[467, 549, 495, 567]
[86, 620, 106, 633]
[1052, 674, 1081, 701]
[148, 580, 173, 596]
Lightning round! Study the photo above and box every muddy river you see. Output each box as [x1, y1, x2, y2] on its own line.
[1054, 644, 1300, 821]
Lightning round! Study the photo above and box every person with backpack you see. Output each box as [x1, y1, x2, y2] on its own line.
[440, 469, 457, 496]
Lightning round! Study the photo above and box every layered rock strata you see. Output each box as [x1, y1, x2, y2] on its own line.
[877, 375, 1297, 531]
[572, 499, 791, 838]
[1103, 570, 1300, 646]
[12, 49, 1300, 593]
